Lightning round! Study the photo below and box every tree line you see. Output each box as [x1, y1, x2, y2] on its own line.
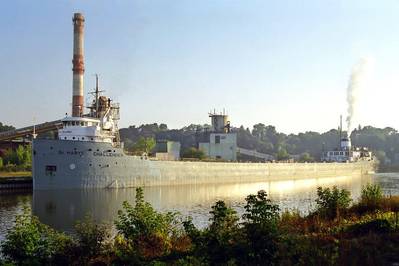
[1, 121, 398, 164]
[120, 123, 398, 164]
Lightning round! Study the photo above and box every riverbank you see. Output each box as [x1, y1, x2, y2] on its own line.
[0, 171, 31, 178]
[0, 172, 32, 191]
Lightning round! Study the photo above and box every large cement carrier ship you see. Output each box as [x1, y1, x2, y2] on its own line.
[32, 13, 375, 190]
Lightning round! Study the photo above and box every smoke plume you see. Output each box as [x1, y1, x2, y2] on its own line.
[346, 58, 368, 137]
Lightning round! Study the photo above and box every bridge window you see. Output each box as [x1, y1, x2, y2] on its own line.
[45, 165, 57, 176]
[73, 137, 75, 140]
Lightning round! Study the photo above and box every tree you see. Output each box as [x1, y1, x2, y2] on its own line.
[131, 137, 156, 155]
[242, 190, 280, 264]
[299, 152, 314, 162]
[115, 188, 180, 260]
[315, 186, 351, 219]
[0, 122, 14, 132]
[205, 201, 240, 264]
[182, 147, 206, 160]
[276, 148, 290, 161]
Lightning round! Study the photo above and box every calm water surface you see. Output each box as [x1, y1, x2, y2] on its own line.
[1, 173, 398, 242]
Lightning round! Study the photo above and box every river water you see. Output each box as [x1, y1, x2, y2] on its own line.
[1, 173, 398, 242]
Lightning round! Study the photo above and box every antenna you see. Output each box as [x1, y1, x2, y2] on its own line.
[88, 74, 105, 118]
[32, 117, 37, 139]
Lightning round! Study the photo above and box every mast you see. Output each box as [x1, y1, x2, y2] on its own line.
[339, 115, 342, 150]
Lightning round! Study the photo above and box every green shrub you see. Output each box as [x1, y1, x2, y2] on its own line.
[205, 201, 240, 264]
[71, 215, 111, 264]
[315, 186, 351, 219]
[361, 183, 383, 206]
[181, 147, 206, 160]
[0, 206, 73, 265]
[242, 190, 280, 264]
[346, 219, 392, 237]
[0, 157, 3, 169]
[115, 187, 181, 261]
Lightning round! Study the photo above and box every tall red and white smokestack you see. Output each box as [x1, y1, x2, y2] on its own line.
[72, 13, 85, 117]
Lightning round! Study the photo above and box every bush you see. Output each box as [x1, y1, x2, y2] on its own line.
[361, 183, 383, 206]
[315, 186, 351, 219]
[346, 219, 392, 237]
[0, 206, 73, 265]
[205, 201, 240, 264]
[71, 215, 111, 264]
[115, 187, 181, 261]
[181, 148, 206, 160]
[242, 190, 280, 264]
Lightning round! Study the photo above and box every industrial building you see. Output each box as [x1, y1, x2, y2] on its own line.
[155, 140, 181, 161]
[199, 111, 237, 161]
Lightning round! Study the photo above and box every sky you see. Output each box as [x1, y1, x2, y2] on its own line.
[1, 0, 399, 134]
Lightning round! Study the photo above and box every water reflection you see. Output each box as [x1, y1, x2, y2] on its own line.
[32, 174, 372, 232]
[0, 192, 31, 242]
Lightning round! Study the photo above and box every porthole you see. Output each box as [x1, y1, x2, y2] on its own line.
[89, 163, 92, 166]
[91, 138, 93, 141]
[72, 137, 75, 140]
[88, 148, 92, 151]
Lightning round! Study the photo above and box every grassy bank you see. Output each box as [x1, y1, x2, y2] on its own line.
[0, 171, 31, 179]
[1, 184, 399, 265]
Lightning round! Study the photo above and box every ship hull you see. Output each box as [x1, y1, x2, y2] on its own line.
[33, 139, 376, 190]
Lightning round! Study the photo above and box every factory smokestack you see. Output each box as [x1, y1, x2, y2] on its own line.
[72, 13, 85, 117]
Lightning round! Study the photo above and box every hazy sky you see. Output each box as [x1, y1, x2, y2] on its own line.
[1, 0, 399, 133]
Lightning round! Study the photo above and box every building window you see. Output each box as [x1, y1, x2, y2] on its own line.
[215, 135, 221, 144]
[45, 165, 57, 176]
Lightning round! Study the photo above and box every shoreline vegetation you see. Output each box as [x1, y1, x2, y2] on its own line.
[1, 184, 399, 265]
